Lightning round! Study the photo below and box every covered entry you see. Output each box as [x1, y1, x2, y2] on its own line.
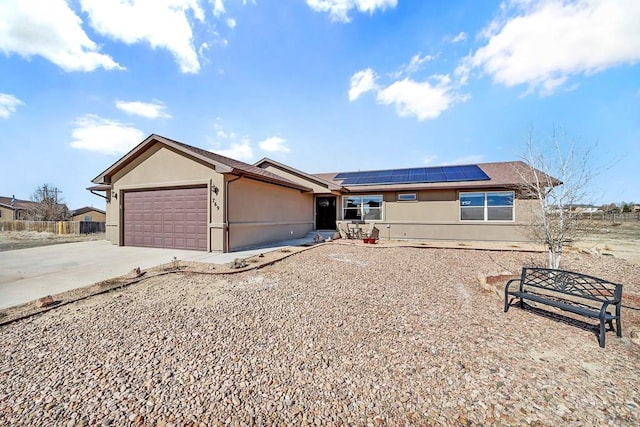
[123, 187, 208, 251]
[315, 196, 336, 230]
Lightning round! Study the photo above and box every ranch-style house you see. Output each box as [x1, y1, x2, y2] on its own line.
[89, 134, 557, 252]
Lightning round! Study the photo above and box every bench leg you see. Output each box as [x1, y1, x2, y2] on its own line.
[599, 319, 606, 348]
[616, 305, 622, 337]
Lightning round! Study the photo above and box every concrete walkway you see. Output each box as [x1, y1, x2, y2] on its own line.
[0, 236, 317, 310]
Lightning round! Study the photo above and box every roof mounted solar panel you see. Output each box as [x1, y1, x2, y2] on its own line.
[334, 164, 490, 185]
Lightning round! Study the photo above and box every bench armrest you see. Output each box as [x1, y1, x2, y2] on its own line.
[504, 278, 521, 294]
[599, 301, 611, 319]
[504, 278, 522, 309]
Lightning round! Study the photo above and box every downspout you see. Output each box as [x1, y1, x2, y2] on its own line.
[224, 175, 243, 253]
[90, 190, 108, 200]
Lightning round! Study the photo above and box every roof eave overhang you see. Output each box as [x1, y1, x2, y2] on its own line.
[340, 181, 533, 192]
[86, 184, 112, 191]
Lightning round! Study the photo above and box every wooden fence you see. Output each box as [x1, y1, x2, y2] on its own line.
[0, 221, 105, 234]
[585, 212, 640, 222]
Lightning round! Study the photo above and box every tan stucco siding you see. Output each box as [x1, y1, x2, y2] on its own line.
[227, 177, 313, 250]
[384, 189, 457, 222]
[339, 190, 539, 242]
[112, 145, 215, 187]
[105, 143, 223, 249]
[374, 222, 531, 241]
[71, 210, 106, 222]
[105, 192, 118, 243]
[0, 206, 14, 221]
[261, 165, 331, 194]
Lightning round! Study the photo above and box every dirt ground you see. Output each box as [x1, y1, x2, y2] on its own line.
[570, 220, 640, 266]
[0, 231, 105, 252]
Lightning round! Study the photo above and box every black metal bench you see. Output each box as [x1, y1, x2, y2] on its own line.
[504, 267, 623, 347]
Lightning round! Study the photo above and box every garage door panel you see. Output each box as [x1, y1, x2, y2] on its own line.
[124, 187, 207, 251]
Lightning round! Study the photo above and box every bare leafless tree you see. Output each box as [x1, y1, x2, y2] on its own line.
[515, 128, 600, 269]
[28, 184, 69, 221]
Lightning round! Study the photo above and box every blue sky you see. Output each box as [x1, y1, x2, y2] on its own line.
[1, 0, 639, 209]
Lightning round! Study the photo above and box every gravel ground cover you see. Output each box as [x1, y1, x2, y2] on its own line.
[2, 244, 639, 426]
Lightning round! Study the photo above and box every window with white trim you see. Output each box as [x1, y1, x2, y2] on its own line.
[460, 191, 514, 221]
[343, 195, 382, 220]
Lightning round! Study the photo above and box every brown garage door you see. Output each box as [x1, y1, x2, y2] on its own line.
[123, 187, 208, 251]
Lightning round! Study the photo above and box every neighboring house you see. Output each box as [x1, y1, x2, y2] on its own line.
[70, 206, 106, 222]
[0, 196, 37, 221]
[89, 134, 559, 252]
[569, 204, 600, 215]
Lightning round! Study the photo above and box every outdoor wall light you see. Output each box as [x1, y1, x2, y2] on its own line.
[111, 191, 117, 199]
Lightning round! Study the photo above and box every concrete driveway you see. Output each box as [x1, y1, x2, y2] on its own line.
[0, 239, 303, 309]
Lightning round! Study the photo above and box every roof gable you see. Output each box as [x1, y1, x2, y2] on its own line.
[92, 134, 312, 192]
[254, 158, 344, 192]
[71, 206, 106, 215]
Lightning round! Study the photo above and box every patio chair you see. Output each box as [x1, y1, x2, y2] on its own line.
[369, 226, 380, 242]
[338, 223, 350, 239]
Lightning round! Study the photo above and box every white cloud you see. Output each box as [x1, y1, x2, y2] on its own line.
[0, 93, 24, 119]
[388, 53, 435, 79]
[116, 100, 172, 119]
[422, 154, 438, 165]
[451, 31, 467, 43]
[348, 68, 378, 101]
[212, 142, 253, 161]
[210, 119, 254, 161]
[351, 59, 469, 120]
[211, 1, 237, 29]
[376, 75, 469, 121]
[80, 0, 205, 73]
[212, 0, 226, 17]
[70, 114, 144, 155]
[0, 0, 122, 72]
[469, 0, 640, 94]
[453, 57, 472, 86]
[405, 53, 433, 74]
[307, 0, 397, 23]
[258, 136, 290, 153]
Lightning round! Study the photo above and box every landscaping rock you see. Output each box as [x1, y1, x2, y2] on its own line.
[36, 295, 55, 308]
[2, 245, 639, 425]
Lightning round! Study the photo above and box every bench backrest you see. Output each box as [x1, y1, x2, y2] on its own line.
[520, 267, 622, 303]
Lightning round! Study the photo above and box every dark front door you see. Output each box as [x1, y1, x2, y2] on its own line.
[315, 196, 336, 230]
